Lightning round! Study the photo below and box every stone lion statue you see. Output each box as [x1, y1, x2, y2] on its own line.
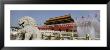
[15, 16, 41, 40]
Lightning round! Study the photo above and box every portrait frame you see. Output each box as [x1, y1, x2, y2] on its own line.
[0, 0, 109, 50]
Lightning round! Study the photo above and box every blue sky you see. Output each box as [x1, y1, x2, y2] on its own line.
[10, 10, 100, 26]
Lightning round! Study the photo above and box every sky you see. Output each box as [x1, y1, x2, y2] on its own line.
[10, 10, 100, 26]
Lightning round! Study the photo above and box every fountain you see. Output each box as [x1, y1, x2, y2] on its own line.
[75, 14, 100, 40]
